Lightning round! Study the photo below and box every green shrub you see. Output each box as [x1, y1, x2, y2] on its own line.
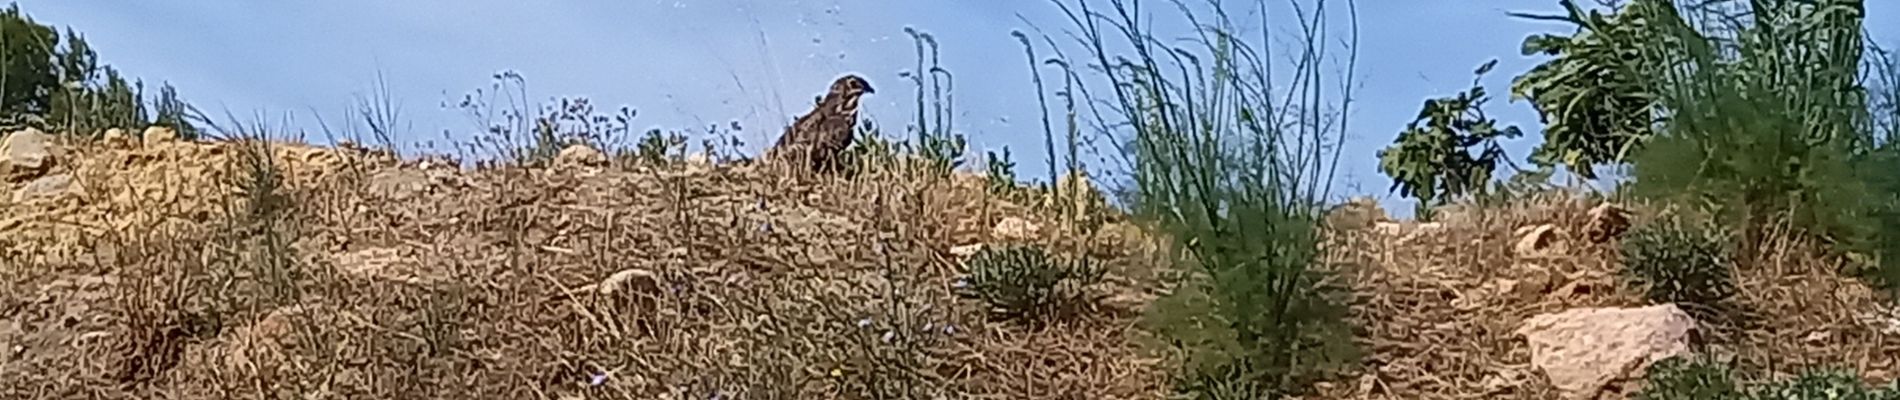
[1048, 0, 1360, 397]
[0, 3, 198, 137]
[1637, 356, 1900, 400]
[1620, 212, 1738, 316]
[956, 245, 1101, 324]
[1749, 369, 1900, 400]
[1625, 0, 1882, 262]
[1378, 60, 1525, 220]
[1637, 356, 1746, 400]
[983, 147, 1022, 198]
[1507, 0, 1681, 179]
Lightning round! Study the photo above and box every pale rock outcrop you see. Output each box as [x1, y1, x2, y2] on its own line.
[555, 143, 608, 168]
[992, 216, 1042, 242]
[1, 128, 56, 182]
[13, 173, 75, 202]
[1516, 304, 1696, 400]
[141, 126, 179, 144]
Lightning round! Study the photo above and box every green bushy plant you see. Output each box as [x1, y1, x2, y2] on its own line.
[1620, 211, 1738, 317]
[956, 245, 1102, 324]
[1507, 0, 1682, 179]
[1637, 356, 1746, 400]
[1625, 0, 1880, 257]
[1048, 0, 1361, 397]
[1, 3, 199, 137]
[0, 3, 56, 129]
[1378, 60, 1524, 220]
[1750, 369, 1900, 400]
[1639, 356, 1900, 400]
[983, 147, 1023, 198]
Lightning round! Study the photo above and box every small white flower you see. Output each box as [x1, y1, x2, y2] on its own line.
[942, 324, 957, 335]
[952, 278, 969, 289]
[589, 372, 608, 386]
[856, 317, 873, 328]
[881, 331, 896, 343]
[921, 322, 934, 332]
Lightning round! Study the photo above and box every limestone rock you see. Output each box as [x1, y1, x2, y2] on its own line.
[555, 143, 608, 168]
[1515, 304, 1695, 400]
[1325, 196, 1389, 231]
[101, 128, 132, 148]
[1, 128, 55, 182]
[992, 217, 1042, 242]
[13, 173, 75, 202]
[141, 126, 179, 144]
[1585, 202, 1631, 244]
[366, 168, 431, 201]
[1515, 224, 1561, 255]
[949, 244, 985, 258]
[598, 268, 659, 295]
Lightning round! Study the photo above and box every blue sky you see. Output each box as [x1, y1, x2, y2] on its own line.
[13, 1, 1900, 214]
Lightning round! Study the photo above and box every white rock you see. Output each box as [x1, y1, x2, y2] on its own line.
[1515, 304, 1696, 400]
[555, 143, 608, 167]
[949, 244, 985, 258]
[102, 128, 132, 147]
[12, 173, 74, 202]
[1, 128, 55, 182]
[141, 126, 179, 144]
[991, 217, 1042, 241]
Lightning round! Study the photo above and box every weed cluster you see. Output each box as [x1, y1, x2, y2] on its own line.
[1638, 357, 1900, 400]
[956, 245, 1103, 324]
[1620, 211, 1738, 320]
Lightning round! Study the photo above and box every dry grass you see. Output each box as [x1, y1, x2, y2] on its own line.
[2, 137, 1897, 399]
[0, 137, 1168, 399]
[1314, 191, 1900, 399]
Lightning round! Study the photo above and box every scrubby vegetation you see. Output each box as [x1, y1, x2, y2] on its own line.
[2, 0, 1899, 399]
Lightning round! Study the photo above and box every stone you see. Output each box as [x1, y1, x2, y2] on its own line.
[598, 268, 659, 295]
[1584, 202, 1631, 244]
[13, 173, 74, 202]
[1324, 196, 1389, 231]
[1516, 224, 1560, 255]
[992, 216, 1042, 241]
[101, 128, 132, 147]
[1515, 304, 1696, 400]
[949, 244, 985, 258]
[1, 128, 56, 182]
[141, 126, 179, 144]
[366, 168, 431, 201]
[555, 143, 608, 168]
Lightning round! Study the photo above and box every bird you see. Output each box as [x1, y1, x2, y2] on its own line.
[765, 74, 875, 175]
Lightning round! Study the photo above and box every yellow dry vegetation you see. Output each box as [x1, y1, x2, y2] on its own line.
[0, 136, 1894, 400]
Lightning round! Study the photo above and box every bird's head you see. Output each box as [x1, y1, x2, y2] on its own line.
[830, 74, 875, 97]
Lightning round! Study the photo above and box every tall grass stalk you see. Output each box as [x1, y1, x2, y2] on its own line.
[1051, 0, 1360, 396]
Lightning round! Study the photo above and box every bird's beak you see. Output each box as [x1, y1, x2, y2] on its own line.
[863, 84, 876, 94]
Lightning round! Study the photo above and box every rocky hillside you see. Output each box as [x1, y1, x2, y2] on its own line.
[1, 128, 1897, 399]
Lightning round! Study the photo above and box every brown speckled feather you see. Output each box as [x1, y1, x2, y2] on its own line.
[767, 75, 874, 174]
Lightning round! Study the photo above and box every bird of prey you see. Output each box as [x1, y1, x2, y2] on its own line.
[766, 74, 875, 175]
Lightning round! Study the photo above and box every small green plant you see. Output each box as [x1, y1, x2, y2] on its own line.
[1620, 212, 1737, 318]
[984, 147, 1021, 197]
[956, 245, 1102, 324]
[1750, 369, 1900, 400]
[1638, 356, 1900, 400]
[1378, 60, 1525, 220]
[902, 28, 967, 177]
[634, 128, 687, 165]
[1636, 356, 1746, 400]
